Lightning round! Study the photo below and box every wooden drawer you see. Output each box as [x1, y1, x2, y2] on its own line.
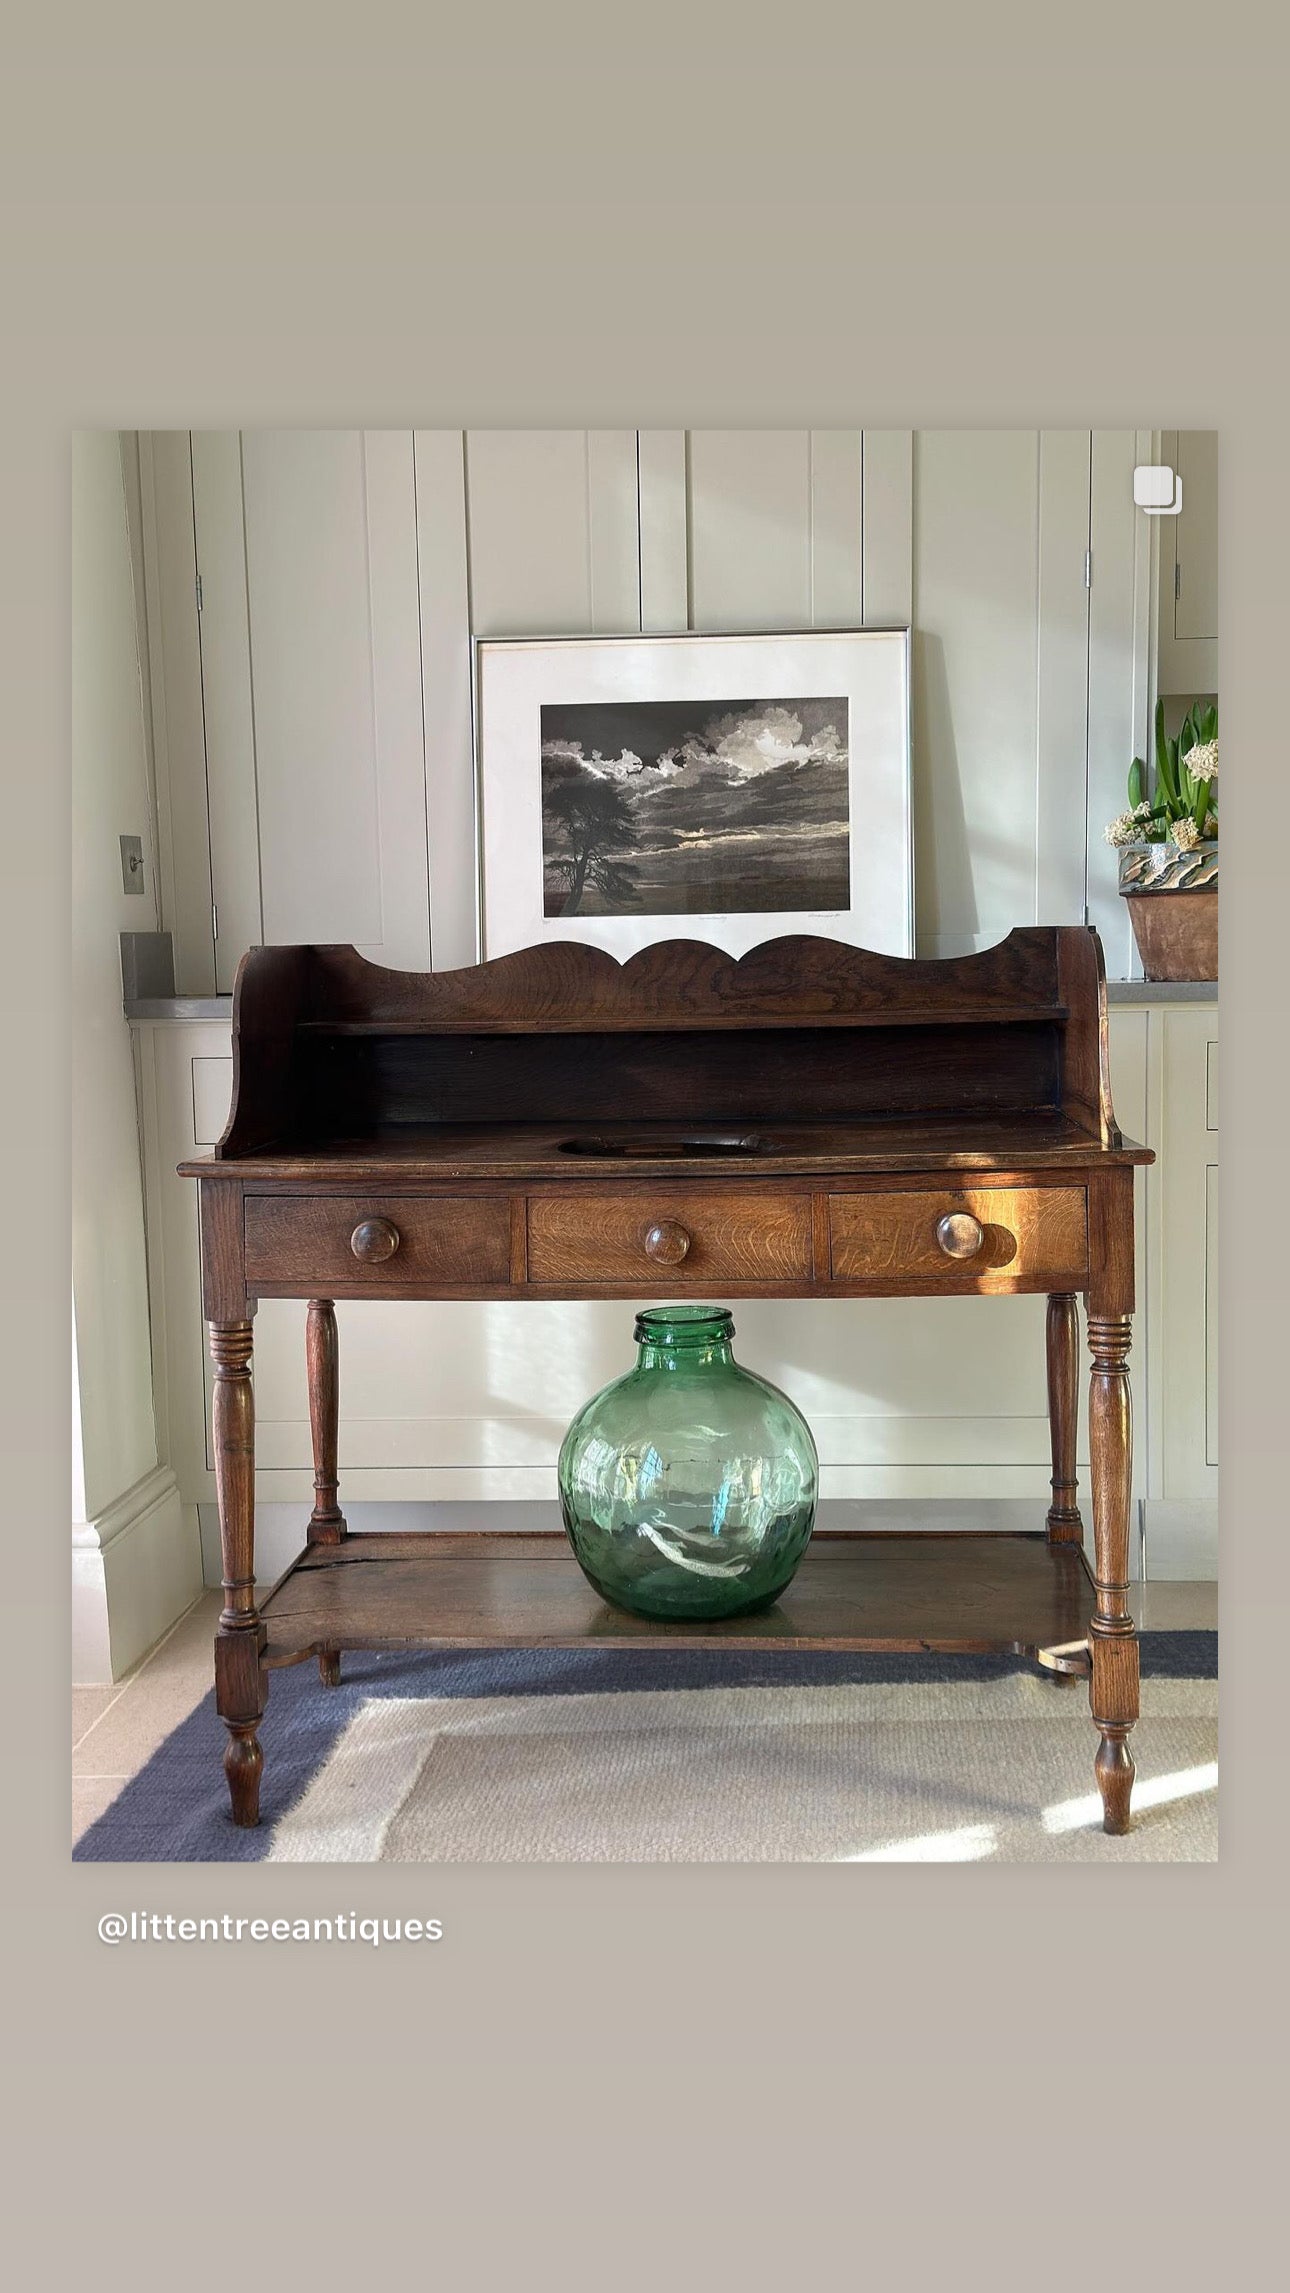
[526, 1190, 813, 1287]
[244, 1194, 512, 1287]
[828, 1186, 1087, 1292]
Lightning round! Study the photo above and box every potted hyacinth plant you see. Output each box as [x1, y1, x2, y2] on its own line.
[1105, 696, 1217, 981]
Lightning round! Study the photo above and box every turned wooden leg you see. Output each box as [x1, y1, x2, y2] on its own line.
[307, 1300, 345, 1688]
[306, 1299, 347, 1544]
[1045, 1292, 1084, 1543]
[1087, 1313, 1139, 1835]
[211, 1319, 267, 1827]
[304, 1311, 343, 1687]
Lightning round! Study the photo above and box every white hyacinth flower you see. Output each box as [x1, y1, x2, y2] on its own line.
[1183, 737, 1218, 783]
[1104, 813, 1139, 846]
[1172, 817, 1201, 851]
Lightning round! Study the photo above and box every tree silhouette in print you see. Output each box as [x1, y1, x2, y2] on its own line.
[543, 756, 641, 915]
[540, 694, 850, 918]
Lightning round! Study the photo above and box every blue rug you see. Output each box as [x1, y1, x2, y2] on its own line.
[74, 1634, 1217, 1863]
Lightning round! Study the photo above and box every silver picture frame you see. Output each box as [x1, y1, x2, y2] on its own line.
[473, 627, 913, 961]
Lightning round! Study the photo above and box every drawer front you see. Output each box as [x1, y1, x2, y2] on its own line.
[244, 1195, 512, 1287]
[828, 1187, 1088, 1291]
[526, 1190, 813, 1287]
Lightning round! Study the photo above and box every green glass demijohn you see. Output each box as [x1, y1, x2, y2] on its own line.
[557, 1305, 819, 1621]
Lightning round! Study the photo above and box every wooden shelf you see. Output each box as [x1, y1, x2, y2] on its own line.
[259, 1529, 1095, 1663]
[295, 1007, 1071, 1036]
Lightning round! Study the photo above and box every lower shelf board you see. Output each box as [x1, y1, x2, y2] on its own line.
[258, 1529, 1096, 1662]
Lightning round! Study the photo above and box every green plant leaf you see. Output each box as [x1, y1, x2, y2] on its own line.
[1154, 698, 1179, 807]
[1128, 757, 1145, 808]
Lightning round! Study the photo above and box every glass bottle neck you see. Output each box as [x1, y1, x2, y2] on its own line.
[636, 1336, 735, 1372]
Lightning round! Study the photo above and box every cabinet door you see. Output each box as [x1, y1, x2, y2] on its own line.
[1155, 428, 1218, 697]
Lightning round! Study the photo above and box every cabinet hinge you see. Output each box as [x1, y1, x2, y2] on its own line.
[196, 572, 204, 613]
[212, 903, 219, 942]
[1084, 550, 1092, 589]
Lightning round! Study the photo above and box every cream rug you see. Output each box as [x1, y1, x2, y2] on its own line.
[266, 1672, 1217, 1863]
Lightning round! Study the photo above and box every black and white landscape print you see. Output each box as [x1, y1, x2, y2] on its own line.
[540, 696, 851, 917]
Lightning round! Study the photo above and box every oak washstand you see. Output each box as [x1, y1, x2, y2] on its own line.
[180, 929, 1152, 1835]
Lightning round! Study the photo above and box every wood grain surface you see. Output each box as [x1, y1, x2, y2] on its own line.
[244, 1193, 511, 1286]
[259, 1529, 1096, 1658]
[526, 1189, 813, 1285]
[292, 928, 1066, 1033]
[828, 1185, 1088, 1292]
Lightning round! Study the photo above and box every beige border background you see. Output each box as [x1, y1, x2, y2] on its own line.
[3, 6, 1284, 2279]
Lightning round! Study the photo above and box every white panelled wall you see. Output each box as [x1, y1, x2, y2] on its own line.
[123, 429, 1215, 1607]
[72, 436, 203, 1680]
[138, 427, 1157, 982]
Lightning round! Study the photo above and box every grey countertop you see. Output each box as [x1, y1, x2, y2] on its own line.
[124, 981, 1218, 1022]
[125, 996, 233, 1021]
[1104, 980, 1217, 1003]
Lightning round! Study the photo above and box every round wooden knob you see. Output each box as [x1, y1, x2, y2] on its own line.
[350, 1217, 401, 1264]
[643, 1220, 691, 1265]
[936, 1211, 985, 1260]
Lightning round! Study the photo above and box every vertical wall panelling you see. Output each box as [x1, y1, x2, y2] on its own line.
[118, 433, 163, 910]
[1086, 429, 1152, 978]
[466, 430, 625, 637]
[361, 431, 433, 968]
[413, 430, 478, 970]
[239, 430, 430, 967]
[637, 429, 688, 630]
[808, 431, 864, 627]
[189, 433, 263, 989]
[1034, 431, 1093, 924]
[137, 432, 216, 994]
[585, 430, 642, 630]
[911, 431, 1041, 957]
[1130, 426, 1159, 864]
[686, 430, 814, 629]
[1173, 430, 1219, 642]
[859, 430, 913, 627]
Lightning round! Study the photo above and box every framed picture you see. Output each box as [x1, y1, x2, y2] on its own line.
[474, 628, 912, 960]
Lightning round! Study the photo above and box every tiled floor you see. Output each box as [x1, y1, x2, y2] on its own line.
[72, 1577, 1218, 1848]
[72, 1589, 223, 1846]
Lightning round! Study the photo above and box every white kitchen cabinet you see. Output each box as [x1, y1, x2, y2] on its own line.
[1155, 429, 1219, 698]
[1140, 1002, 1219, 1575]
